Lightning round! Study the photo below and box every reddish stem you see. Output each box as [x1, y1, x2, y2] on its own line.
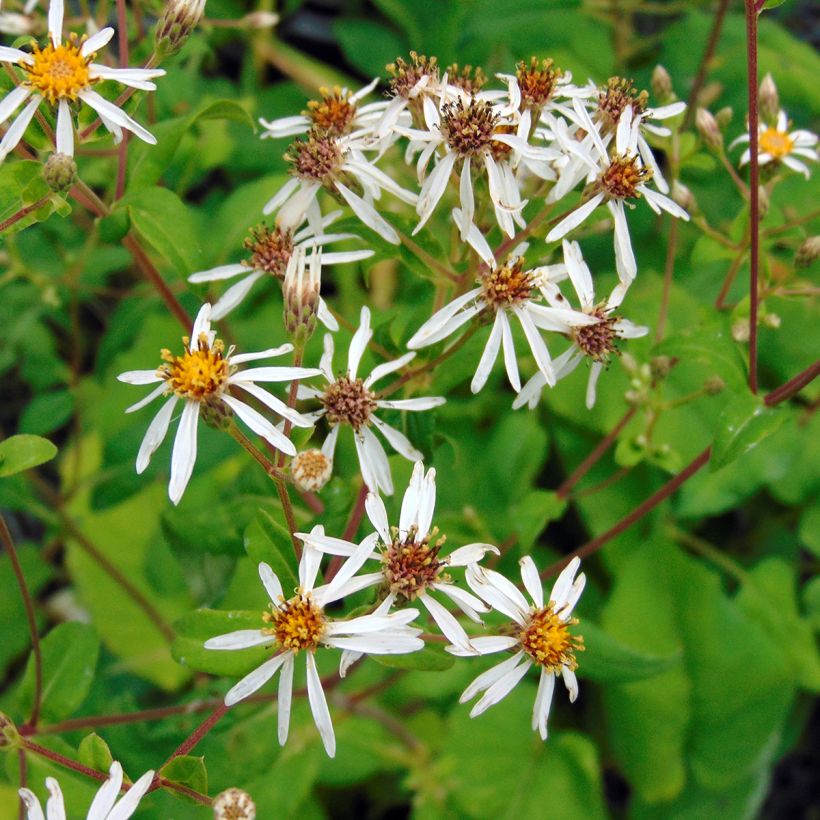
[326, 483, 369, 583]
[745, 0, 760, 393]
[683, 0, 731, 128]
[22, 740, 109, 784]
[155, 703, 228, 775]
[764, 359, 820, 407]
[0, 195, 52, 234]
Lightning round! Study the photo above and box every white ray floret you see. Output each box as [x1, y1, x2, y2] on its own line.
[730, 108, 817, 179]
[204, 529, 424, 757]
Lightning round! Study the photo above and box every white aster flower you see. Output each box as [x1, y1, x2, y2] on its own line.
[730, 109, 818, 179]
[117, 303, 321, 505]
[262, 129, 417, 245]
[259, 78, 390, 141]
[297, 461, 497, 661]
[376, 51, 446, 138]
[19, 761, 154, 820]
[0, 0, 164, 160]
[204, 533, 424, 757]
[188, 212, 371, 322]
[407, 209, 598, 394]
[298, 306, 445, 495]
[513, 239, 647, 410]
[546, 101, 688, 283]
[451, 555, 585, 740]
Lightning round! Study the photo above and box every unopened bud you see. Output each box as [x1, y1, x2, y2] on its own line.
[696, 108, 723, 151]
[671, 180, 696, 213]
[762, 312, 781, 329]
[200, 398, 233, 431]
[651, 65, 673, 102]
[0, 713, 20, 749]
[755, 186, 770, 220]
[650, 355, 673, 380]
[213, 787, 256, 820]
[241, 10, 280, 29]
[155, 0, 206, 56]
[43, 153, 77, 193]
[795, 236, 820, 268]
[715, 106, 733, 130]
[283, 248, 321, 348]
[758, 73, 779, 125]
[291, 449, 332, 493]
[620, 352, 639, 377]
[703, 375, 725, 395]
[732, 320, 750, 343]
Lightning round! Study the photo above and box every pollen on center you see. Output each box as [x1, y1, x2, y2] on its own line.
[263, 592, 326, 651]
[160, 333, 231, 401]
[382, 525, 447, 600]
[22, 35, 97, 105]
[519, 604, 583, 672]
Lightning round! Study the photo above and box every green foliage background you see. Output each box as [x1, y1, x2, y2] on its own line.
[0, 0, 818, 817]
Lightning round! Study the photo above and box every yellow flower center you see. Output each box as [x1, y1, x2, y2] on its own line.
[22, 36, 97, 104]
[481, 258, 535, 309]
[759, 127, 793, 159]
[159, 333, 231, 401]
[518, 604, 583, 672]
[599, 153, 653, 200]
[262, 593, 326, 652]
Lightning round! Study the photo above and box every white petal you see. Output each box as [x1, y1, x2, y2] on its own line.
[466, 564, 529, 624]
[357, 426, 393, 494]
[609, 201, 637, 283]
[371, 416, 422, 462]
[168, 400, 199, 504]
[433, 581, 488, 621]
[532, 668, 555, 739]
[295, 531, 360, 557]
[0, 86, 31, 128]
[459, 651, 526, 702]
[277, 652, 294, 745]
[586, 362, 602, 409]
[519, 555, 543, 608]
[365, 492, 391, 543]
[135, 396, 177, 473]
[406, 288, 482, 349]
[17, 789, 45, 820]
[275, 180, 320, 229]
[262, 177, 299, 216]
[222, 395, 296, 456]
[562, 240, 594, 307]
[375, 397, 445, 411]
[562, 665, 579, 703]
[48, 0, 63, 45]
[204, 630, 273, 650]
[471, 312, 503, 394]
[231, 366, 322, 383]
[365, 352, 415, 387]
[421, 592, 472, 651]
[118, 369, 163, 385]
[348, 305, 372, 379]
[188, 263, 250, 284]
[108, 769, 155, 820]
[45, 777, 66, 820]
[318, 532, 381, 605]
[469, 656, 531, 716]
[306, 652, 336, 757]
[209, 271, 264, 319]
[79, 90, 156, 144]
[545, 193, 605, 243]
[336, 182, 399, 244]
[446, 543, 499, 566]
[259, 561, 283, 603]
[549, 556, 581, 608]
[446, 635, 520, 656]
[515, 306, 554, 387]
[224, 652, 288, 706]
[499, 310, 521, 393]
[414, 151, 457, 233]
[88, 761, 122, 818]
[235, 382, 312, 428]
[458, 156, 475, 239]
[81, 26, 115, 56]
[0, 96, 41, 160]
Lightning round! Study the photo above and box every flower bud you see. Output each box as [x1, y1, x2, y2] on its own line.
[732, 320, 750, 343]
[200, 397, 233, 431]
[291, 449, 332, 493]
[795, 235, 820, 268]
[696, 108, 723, 152]
[155, 0, 206, 56]
[758, 73, 779, 125]
[213, 788, 256, 820]
[43, 153, 77, 193]
[651, 65, 673, 102]
[283, 247, 321, 349]
[755, 186, 770, 220]
[0, 713, 20, 750]
[241, 10, 280, 29]
[714, 106, 733, 130]
[703, 375, 725, 395]
[671, 180, 697, 213]
[762, 312, 781, 329]
[650, 355, 673, 380]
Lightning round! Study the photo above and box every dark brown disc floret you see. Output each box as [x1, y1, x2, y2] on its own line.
[481, 258, 535, 309]
[446, 63, 488, 95]
[382, 526, 447, 601]
[285, 132, 344, 183]
[571, 307, 619, 362]
[306, 87, 358, 137]
[242, 224, 295, 277]
[322, 376, 378, 430]
[439, 97, 500, 158]
[598, 154, 652, 200]
[516, 57, 563, 110]
[597, 76, 649, 132]
[387, 52, 439, 99]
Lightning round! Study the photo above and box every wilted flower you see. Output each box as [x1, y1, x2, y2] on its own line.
[213, 787, 256, 820]
[291, 448, 333, 492]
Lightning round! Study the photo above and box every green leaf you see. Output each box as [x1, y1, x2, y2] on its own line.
[18, 622, 100, 723]
[579, 621, 680, 683]
[172, 608, 272, 676]
[244, 509, 299, 592]
[511, 490, 566, 551]
[19, 390, 75, 436]
[78, 733, 114, 773]
[710, 392, 787, 470]
[0, 434, 57, 477]
[371, 645, 455, 672]
[160, 755, 208, 799]
[761, 0, 787, 8]
[124, 187, 204, 277]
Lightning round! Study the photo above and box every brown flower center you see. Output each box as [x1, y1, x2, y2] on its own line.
[599, 154, 652, 200]
[22, 35, 98, 104]
[446, 63, 487, 95]
[286, 133, 343, 183]
[262, 592, 326, 652]
[387, 52, 439, 99]
[382, 526, 446, 600]
[759, 127, 794, 159]
[307, 87, 358, 137]
[439, 97, 499, 158]
[291, 449, 333, 492]
[519, 604, 583, 672]
[481, 258, 535, 308]
[242, 224, 294, 277]
[159, 334, 230, 401]
[571, 306, 619, 362]
[516, 57, 562, 110]
[597, 76, 648, 132]
[321, 376, 377, 430]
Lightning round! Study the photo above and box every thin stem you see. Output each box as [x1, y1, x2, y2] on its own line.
[683, 0, 731, 129]
[555, 407, 637, 499]
[395, 229, 460, 282]
[276, 348, 303, 469]
[326, 483, 368, 583]
[656, 218, 678, 341]
[158, 777, 212, 806]
[157, 703, 228, 771]
[0, 195, 52, 234]
[0, 517, 42, 727]
[745, 0, 761, 394]
[22, 740, 109, 784]
[228, 424, 288, 483]
[763, 359, 820, 406]
[715, 248, 748, 309]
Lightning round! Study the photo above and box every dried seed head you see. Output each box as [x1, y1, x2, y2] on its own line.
[516, 57, 562, 110]
[439, 97, 499, 157]
[571, 307, 619, 362]
[597, 76, 648, 132]
[446, 63, 487, 95]
[306, 87, 358, 137]
[286, 132, 344, 184]
[155, 0, 206, 56]
[519, 604, 583, 672]
[387, 52, 439, 99]
[599, 154, 652, 200]
[382, 526, 446, 600]
[213, 788, 256, 820]
[321, 376, 377, 430]
[262, 593, 326, 652]
[758, 72, 780, 125]
[291, 449, 333, 492]
[480, 257, 536, 308]
[43, 152, 77, 192]
[242, 224, 294, 278]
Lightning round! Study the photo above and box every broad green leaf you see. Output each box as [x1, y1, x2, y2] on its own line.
[579, 621, 680, 683]
[244, 509, 299, 592]
[372, 646, 455, 672]
[761, 0, 787, 8]
[799, 503, 820, 557]
[0, 161, 61, 233]
[0, 434, 58, 477]
[19, 390, 75, 436]
[78, 733, 114, 773]
[18, 622, 100, 724]
[160, 755, 207, 799]
[334, 19, 407, 78]
[710, 392, 787, 470]
[511, 490, 566, 551]
[172, 608, 272, 676]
